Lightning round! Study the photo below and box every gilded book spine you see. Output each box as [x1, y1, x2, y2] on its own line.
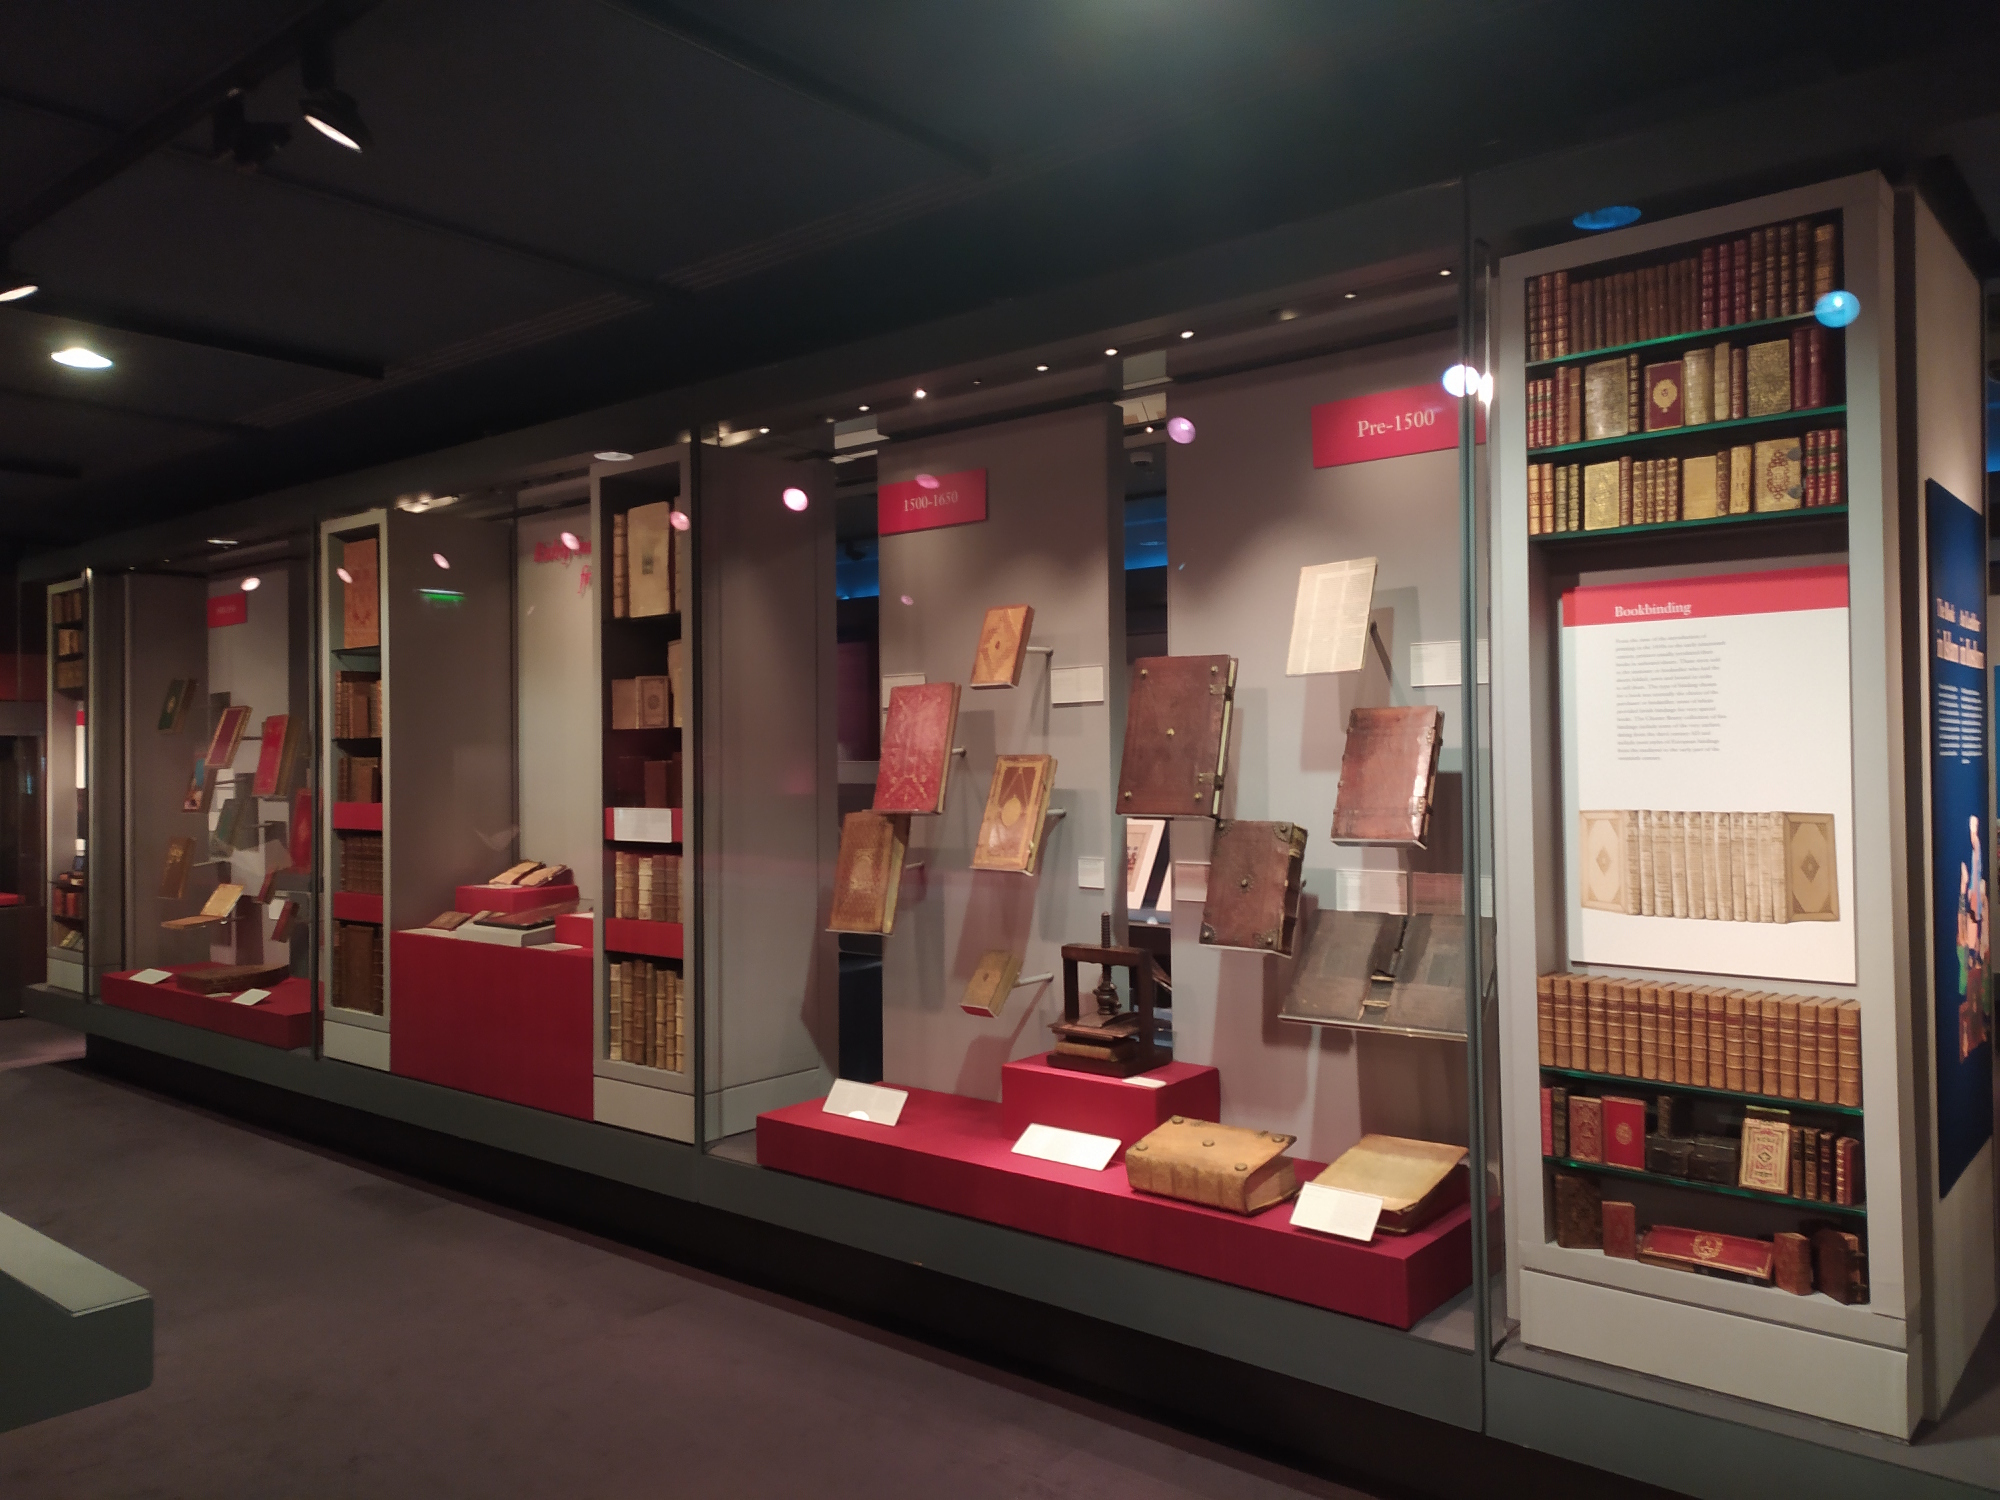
[612, 512, 627, 619]
[1553, 269, 1570, 356]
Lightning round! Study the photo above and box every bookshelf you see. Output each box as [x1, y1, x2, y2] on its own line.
[1542, 1156, 1866, 1219]
[1527, 403, 1845, 458]
[322, 514, 387, 1044]
[45, 579, 90, 993]
[1524, 308, 1826, 371]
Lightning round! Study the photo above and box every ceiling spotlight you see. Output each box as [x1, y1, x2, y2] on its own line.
[0, 268, 36, 302]
[432, 552, 451, 569]
[1573, 206, 1642, 232]
[240, 577, 261, 592]
[783, 487, 809, 511]
[669, 510, 690, 531]
[1035, 364, 1049, 372]
[594, 451, 633, 462]
[1144, 424, 1155, 433]
[758, 426, 770, 434]
[336, 567, 354, 584]
[1343, 292, 1357, 300]
[858, 404, 870, 412]
[1274, 308, 1299, 322]
[1440, 268, 1453, 277]
[1104, 348, 1118, 357]
[211, 93, 290, 168]
[300, 35, 372, 152]
[559, 531, 580, 551]
[209, 538, 238, 547]
[52, 347, 111, 369]
[913, 389, 928, 399]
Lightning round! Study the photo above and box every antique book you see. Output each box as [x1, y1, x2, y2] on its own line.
[1774, 1231, 1815, 1295]
[1582, 357, 1628, 441]
[1601, 1095, 1647, 1170]
[1384, 914, 1473, 1035]
[1646, 1134, 1693, 1176]
[1582, 459, 1620, 531]
[1567, 1095, 1603, 1163]
[1118, 656, 1235, 817]
[1638, 1226, 1773, 1283]
[609, 677, 639, 730]
[270, 900, 298, 943]
[424, 910, 475, 931]
[489, 861, 542, 886]
[1125, 1117, 1299, 1215]
[174, 960, 289, 995]
[1745, 338, 1791, 418]
[642, 757, 675, 809]
[1752, 437, 1803, 511]
[252, 715, 290, 797]
[1553, 1171, 1602, 1249]
[1579, 809, 1636, 912]
[1836, 1000, 1861, 1106]
[1688, 1134, 1740, 1184]
[1200, 819, 1306, 955]
[1641, 360, 1683, 431]
[667, 640, 687, 729]
[475, 900, 577, 930]
[1537, 974, 1556, 1066]
[875, 682, 961, 815]
[612, 512, 627, 618]
[1601, 1200, 1637, 1260]
[1276, 907, 1403, 1026]
[1541, 1086, 1554, 1155]
[159, 836, 196, 900]
[969, 604, 1035, 688]
[1284, 558, 1377, 675]
[1330, 706, 1441, 846]
[1812, 1226, 1867, 1304]
[638, 675, 670, 729]
[341, 536, 380, 649]
[1550, 1084, 1569, 1155]
[1312, 1135, 1467, 1234]
[828, 811, 909, 934]
[960, 949, 1023, 1017]
[203, 704, 251, 777]
[518, 863, 572, 888]
[1835, 1135, 1862, 1205]
[1682, 346, 1713, 426]
[162, 882, 245, 930]
[1739, 1116, 1793, 1193]
[625, 501, 676, 617]
[157, 677, 195, 733]
[1781, 812, 1838, 920]
[1681, 454, 1720, 521]
[971, 753, 1057, 874]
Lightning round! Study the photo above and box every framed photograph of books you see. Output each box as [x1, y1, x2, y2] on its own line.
[1559, 565, 1855, 983]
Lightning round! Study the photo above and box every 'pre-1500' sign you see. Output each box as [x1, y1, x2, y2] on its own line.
[879, 468, 987, 536]
[1310, 384, 1480, 468]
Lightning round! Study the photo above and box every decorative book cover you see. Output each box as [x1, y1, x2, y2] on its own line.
[626, 502, 675, 618]
[341, 536, 380, 649]
[1752, 438, 1803, 511]
[960, 949, 1023, 1017]
[874, 682, 960, 815]
[1582, 460, 1620, 531]
[1641, 360, 1683, 431]
[1579, 809, 1635, 912]
[1739, 1117, 1792, 1192]
[1638, 1226, 1773, 1282]
[1199, 819, 1306, 955]
[1117, 655, 1235, 817]
[971, 753, 1056, 873]
[610, 678, 639, 730]
[1681, 455, 1720, 521]
[1276, 907, 1403, 1025]
[1600, 1095, 1646, 1169]
[1311, 1134, 1466, 1233]
[252, 715, 289, 797]
[969, 604, 1035, 688]
[1601, 1200, 1637, 1259]
[182, 755, 210, 814]
[159, 837, 195, 900]
[157, 677, 194, 733]
[1126, 1117, 1297, 1215]
[203, 704, 251, 778]
[1567, 1095, 1604, 1163]
[1782, 812, 1839, 920]
[1581, 358, 1628, 441]
[1329, 706, 1441, 846]
[638, 675, 670, 728]
[163, 882, 244, 930]
[1745, 339, 1792, 417]
[828, 811, 909, 934]
[1553, 1172, 1601, 1249]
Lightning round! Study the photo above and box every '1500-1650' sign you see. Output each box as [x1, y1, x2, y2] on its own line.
[1310, 384, 1481, 469]
[878, 468, 987, 536]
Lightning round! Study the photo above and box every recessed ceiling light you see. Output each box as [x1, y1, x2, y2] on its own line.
[52, 346, 111, 369]
[432, 552, 450, 569]
[858, 404, 869, 412]
[1104, 348, 1118, 356]
[240, 577, 261, 592]
[1439, 268, 1453, 277]
[972, 379, 982, 386]
[1343, 292, 1357, 300]
[594, 451, 632, 462]
[913, 389, 927, 399]
[208, 538, 237, 547]
[1274, 309, 1299, 322]
[758, 426, 770, 434]
[1035, 364, 1049, 372]
[1573, 206, 1642, 232]
[300, 36, 372, 152]
[1179, 330, 1193, 339]
[0, 276, 36, 302]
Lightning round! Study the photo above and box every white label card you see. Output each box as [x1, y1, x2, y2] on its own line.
[1011, 1123, 1121, 1172]
[1049, 665, 1105, 706]
[610, 807, 676, 844]
[130, 969, 173, 985]
[1290, 1182, 1383, 1241]
[229, 989, 271, 1007]
[1076, 856, 1106, 890]
[823, 1079, 908, 1127]
[1123, 1075, 1168, 1089]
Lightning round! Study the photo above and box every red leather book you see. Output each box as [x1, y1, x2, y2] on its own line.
[1700, 245, 1717, 329]
[252, 714, 288, 797]
[1541, 1086, 1554, 1156]
[1566, 365, 1582, 443]
[1805, 325, 1826, 408]
[1729, 346, 1747, 421]
[1567, 1094, 1603, 1163]
[1715, 239, 1732, 326]
[1526, 275, 1541, 361]
[1553, 269, 1570, 356]
[1601, 1094, 1647, 1169]
[1638, 1225, 1774, 1282]
[1601, 1200, 1637, 1259]
[1778, 222, 1796, 316]
[1764, 226, 1781, 319]
[1827, 427, 1844, 505]
[874, 682, 960, 815]
[1817, 1131, 1834, 1203]
[1641, 360, 1684, 431]
[1793, 219, 1812, 314]
[1790, 326, 1809, 412]
[1731, 237, 1749, 324]
[1748, 229, 1764, 322]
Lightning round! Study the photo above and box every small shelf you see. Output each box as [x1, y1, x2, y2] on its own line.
[331, 891, 383, 924]
[605, 917, 684, 960]
[332, 801, 383, 832]
[1525, 311, 1827, 371]
[1540, 1064, 1863, 1118]
[1529, 404, 1845, 459]
[1544, 1154, 1865, 1218]
[1532, 504, 1845, 546]
[604, 807, 682, 843]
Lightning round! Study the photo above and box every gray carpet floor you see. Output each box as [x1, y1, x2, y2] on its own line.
[0, 1034, 1371, 1499]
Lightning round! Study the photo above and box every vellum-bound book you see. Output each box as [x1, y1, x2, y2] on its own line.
[625, 502, 675, 617]
[1330, 706, 1442, 846]
[874, 682, 960, 815]
[960, 949, 1022, 1017]
[163, 883, 244, 930]
[1124, 1117, 1299, 1215]
[828, 811, 909, 934]
[1198, 819, 1305, 955]
[969, 604, 1034, 688]
[1117, 655, 1235, 817]
[1312, 1134, 1467, 1234]
[1284, 558, 1376, 676]
[971, 754, 1056, 873]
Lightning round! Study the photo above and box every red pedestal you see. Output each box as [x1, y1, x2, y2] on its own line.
[331, 801, 383, 831]
[553, 912, 594, 947]
[101, 966, 313, 1050]
[389, 930, 593, 1118]
[331, 891, 382, 923]
[455, 883, 580, 915]
[1000, 1054, 1219, 1149]
[604, 918, 682, 959]
[758, 1087, 1473, 1331]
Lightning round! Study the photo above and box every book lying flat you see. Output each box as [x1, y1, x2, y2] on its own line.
[162, 883, 245, 930]
[1312, 1135, 1467, 1234]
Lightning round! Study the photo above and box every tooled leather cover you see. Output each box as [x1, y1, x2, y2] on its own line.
[969, 604, 1034, 688]
[174, 961, 291, 995]
[1199, 819, 1306, 954]
[1567, 1096, 1603, 1163]
[1601, 1095, 1647, 1170]
[1641, 360, 1684, 431]
[1782, 812, 1838, 920]
[1773, 1231, 1814, 1295]
[971, 754, 1056, 872]
[1601, 1200, 1637, 1259]
[874, 682, 960, 815]
[1553, 1172, 1601, 1249]
[829, 811, 908, 933]
[1117, 655, 1235, 817]
[1330, 706, 1441, 846]
[1277, 907, 1403, 1025]
[1812, 1226, 1867, 1304]
[341, 536, 379, 649]
[1638, 1225, 1774, 1281]
[1384, 914, 1482, 1035]
[1124, 1116, 1298, 1215]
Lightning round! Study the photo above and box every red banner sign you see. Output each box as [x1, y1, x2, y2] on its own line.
[1310, 384, 1480, 469]
[207, 592, 248, 628]
[879, 468, 987, 536]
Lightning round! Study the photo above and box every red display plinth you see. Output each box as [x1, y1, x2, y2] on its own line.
[604, 917, 682, 959]
[331, 801, 383, 831]
[553, 912, 594, 947]
[101, 966, 313, 1050]
[454, 883, 580, 915]
[331, 891, 382, 923]
[1001, 1054, 1219, 1149]
[758, 1088, 1472, 1330]
[604, 807, 681, 843]
[389, 930, 592, 1118]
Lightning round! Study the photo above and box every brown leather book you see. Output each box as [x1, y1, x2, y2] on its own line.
[489, 861, 541, 886]
[1601, 1200, 1637, 1259]
[1752, 438, 1803, 511]
[1812, 1226, 1867, 1304]
[1640, 1225, 1772, 1283]
[160, 836, 195, 900]
[1276, 907, 1403, 1025]
[1329, 706, 1441, 847]
[625, 501, 676, 617]
[1552, 268, 1570, 355]
[1748, 228, 1766, 320]
[175, 960, 290, 995]
[270, 900, 298, 943]
[1553, 1171, 1602, 1249]
[1773, 1231, 1814, 1294]
[611, 512, 627, 619]
[960, 949, 1022, 1017]
[1836, 1000, 1861, 1106]
[1125, 1117, 1299, 1215]
[1200, 819, 1306, 955]
[828, 811, 908, 934]
[1384, 914, 1471, 1035]
[1537, 974, 1556, 1065]
[475, 900, 578, 930]
[1789, 325, 1809, 411]
[518, 863, 573, 888]
[1117, 655, 1235, 817]
[424, 910, 474, 931]
[341, 535, 380, 649]
[1778, 221, 1796, 315]
[610, 678, 639, 731]
[969, 604, 1035, 688]
[1567, 1095, 1603, 1163]
[971, 753, 1056, 873]
[204, 705, 251, 778]
[637, 675, 670, 728]
[163, 882, 245, 930]
[1313, 1135, 1466, 1234]
[875, 682, 961, 815]
[1812, 222, 1838, 299]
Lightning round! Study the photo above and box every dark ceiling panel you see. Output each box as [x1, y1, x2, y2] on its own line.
[0, 101, 108, 209]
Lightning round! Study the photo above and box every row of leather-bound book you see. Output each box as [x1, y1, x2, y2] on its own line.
[607, 958, 682, 1072]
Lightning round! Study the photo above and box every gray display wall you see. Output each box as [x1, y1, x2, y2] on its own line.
[877, 405, 1125, 1101]
[119, 574, 207, 973]
[1166, 332, 1469, 1163]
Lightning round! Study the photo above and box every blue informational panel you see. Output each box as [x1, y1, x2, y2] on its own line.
[1927, 478, 1993, 1196]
